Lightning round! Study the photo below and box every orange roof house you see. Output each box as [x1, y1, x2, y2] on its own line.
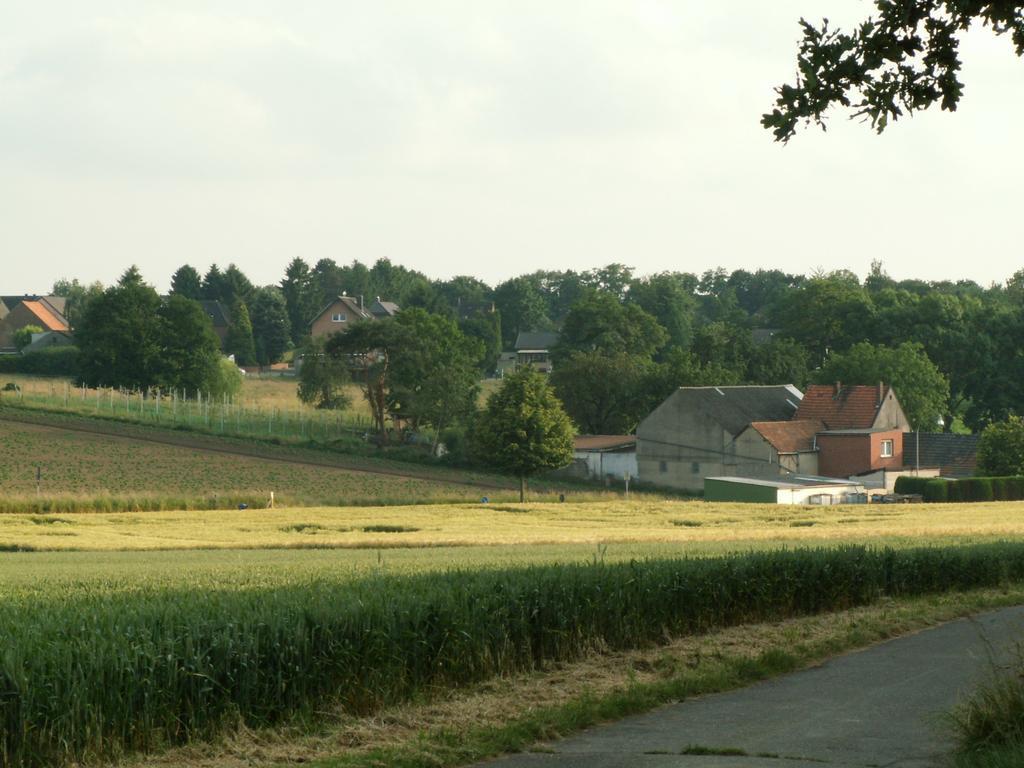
[0, 297, 71, 351]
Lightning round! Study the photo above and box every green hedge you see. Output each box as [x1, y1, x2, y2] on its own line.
[896, 474, 1024, 502]
[5, 543, 1024, 766]
[0, 347, 79, 376]
[893, 476, 933, 495]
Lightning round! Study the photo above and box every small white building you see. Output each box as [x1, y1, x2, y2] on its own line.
[704, 475, 867, 505]
[573, 435, 637, 481]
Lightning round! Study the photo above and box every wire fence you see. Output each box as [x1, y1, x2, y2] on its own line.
[0, 378, 373, 443]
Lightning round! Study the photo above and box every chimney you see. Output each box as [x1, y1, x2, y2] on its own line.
[834, 381, 842, 397]
[878, 381, 885, 405]
[359, 295, 363, 310]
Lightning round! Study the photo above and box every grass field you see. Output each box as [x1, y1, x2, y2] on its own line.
[0, 373, 501, 444]
[2, 496, 1024, 553]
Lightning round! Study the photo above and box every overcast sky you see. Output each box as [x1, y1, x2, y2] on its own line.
[2, 2, 1021, 293]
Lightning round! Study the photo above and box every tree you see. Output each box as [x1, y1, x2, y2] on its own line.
[627, 272, 697, 350]
[280, 257, 317, 344]
[13, 325, 43, 352]
[550, 351, 652, 434]
[977, 416, 1024, 476]
[74, 267, 230, 396]
[459, 308, 502, 373]
[777, 277, 874, 361]
[225, 300, 257, 367]
[553, 292, 668, 365]
[493, 276, 550, 347]
[326, 320, 403, 438]
[156, 295, 235, 397]
[222, 264, 255, 306]
[297, 338, 352, 410]
[389, 309, 483, 449]
[814, 342, 950, 431]
[51, 278, 105, 329]
[249, 287, 291, 366]
[764, 3, 1024, 142]
[472, 367, 575, 501]
[76, 267, 164, 390]
[201, 264, 229, 303]
[169, 265, 203, 300]
[746, 337, 810, 387]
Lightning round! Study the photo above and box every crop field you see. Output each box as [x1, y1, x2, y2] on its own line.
[0, 419, 520, 509]
[5, 542, 1024, 767]
[2, 498, 1024, 553]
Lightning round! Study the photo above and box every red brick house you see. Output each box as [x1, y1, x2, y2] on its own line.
[794, 383, 911, 480]
[817, 428, 904, 478]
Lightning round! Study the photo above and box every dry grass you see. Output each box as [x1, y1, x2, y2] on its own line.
[3, 498, 1024, 553]
[116, 584, 1024, 768]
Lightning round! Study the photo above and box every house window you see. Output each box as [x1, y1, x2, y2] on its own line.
[332, 313, 347, 323]
[880, 439, 894, 458]
[691, 462, 700, 474]
[659, 461, 667, 473]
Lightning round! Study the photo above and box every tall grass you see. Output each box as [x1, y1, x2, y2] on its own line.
[951, 646, 1024, 767]
[4, 543, 1024, 766]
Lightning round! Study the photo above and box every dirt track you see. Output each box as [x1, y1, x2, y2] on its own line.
[0, 408, 513, 491]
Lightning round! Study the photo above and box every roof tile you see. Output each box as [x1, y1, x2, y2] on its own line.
[794, 384, 886, 430]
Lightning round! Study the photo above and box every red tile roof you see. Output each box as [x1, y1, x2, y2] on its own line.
[21, 300, 69, 332]
[794, 384, 887, 430]
[748, 420, 824, 454]
[574, 435, 636, 452]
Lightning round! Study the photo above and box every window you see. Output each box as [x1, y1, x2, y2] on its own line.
[880, 439, 893, 458]
[691, 461, 700, 474]
[659, 461, 667, 473]
[331, 312, 347, 323]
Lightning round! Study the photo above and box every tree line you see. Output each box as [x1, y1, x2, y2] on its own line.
[48, 258, 1024, 438]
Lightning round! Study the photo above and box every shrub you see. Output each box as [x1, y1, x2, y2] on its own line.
[0, 347, 80, 376]
[960, 478, 995, 503]
[923, 479, 950, 502]
[894, 476, 932, 495]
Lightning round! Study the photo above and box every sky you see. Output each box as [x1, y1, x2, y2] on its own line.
[1, 2, 1022, 294]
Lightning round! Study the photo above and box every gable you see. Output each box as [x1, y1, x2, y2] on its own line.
[796, 384, 882, 429]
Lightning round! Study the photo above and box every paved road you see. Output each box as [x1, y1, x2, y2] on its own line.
[478, 605, 1024, 768]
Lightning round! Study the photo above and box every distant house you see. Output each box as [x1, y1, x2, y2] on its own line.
[572, 435, 637, 481]
[636, 385, 803, 492]
[513, 331, 559, 373]
[0, 297, 71, 352]
[309, 295, 375, 341]
[198, 300, 231, 349]
[368, 298, 400, 319]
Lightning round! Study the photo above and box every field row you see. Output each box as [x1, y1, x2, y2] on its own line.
[4, 543, 1024, 767]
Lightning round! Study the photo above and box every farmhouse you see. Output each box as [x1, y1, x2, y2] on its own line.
[636, 385, 803, 492]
